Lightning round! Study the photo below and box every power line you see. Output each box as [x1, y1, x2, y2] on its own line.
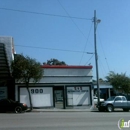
[57, 0, 93, 65]
[57, 0, 88, 38]
[79, 22, 93, 65]
[97, 30, 110, 71]
[0, 7, 91, 20]
[98, 57, 106, 78]
[15, 44, 88, 53]
[85, 54, 94, 65]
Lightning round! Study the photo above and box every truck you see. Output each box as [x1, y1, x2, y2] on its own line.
[97, 96, 130, 112]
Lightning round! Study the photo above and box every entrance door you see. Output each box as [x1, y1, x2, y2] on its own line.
[54, 90, 63, 109]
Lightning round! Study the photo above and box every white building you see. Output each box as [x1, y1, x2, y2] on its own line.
[15, 65, 94, 109]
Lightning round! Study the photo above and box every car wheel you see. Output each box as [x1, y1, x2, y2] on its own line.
[107, 105, 113, 112]
[123, 109, 129, 112]
[15, 106, 22, 113]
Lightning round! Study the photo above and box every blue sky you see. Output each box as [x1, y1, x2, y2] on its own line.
[1, 0, 130, 80]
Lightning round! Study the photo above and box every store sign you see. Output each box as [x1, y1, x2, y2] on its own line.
[67, 87, 89, 92]
[30, 89, 43, 94]
[0, 87, 7, 100]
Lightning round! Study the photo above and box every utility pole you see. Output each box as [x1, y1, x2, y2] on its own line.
[94, 10, 100, 104]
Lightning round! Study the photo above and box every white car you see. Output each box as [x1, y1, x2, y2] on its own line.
[94, 96, 104, 104]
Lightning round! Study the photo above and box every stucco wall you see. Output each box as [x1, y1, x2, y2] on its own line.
[38, 68, 92, 83]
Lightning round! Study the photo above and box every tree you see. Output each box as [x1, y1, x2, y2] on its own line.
[106, 71, 130, 94]
[11, 54, 43, 111]
[99, 78, 104, 83]
[43, 58, 67, 65]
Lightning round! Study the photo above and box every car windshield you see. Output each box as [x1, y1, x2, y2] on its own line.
[106, 96, 116, 101]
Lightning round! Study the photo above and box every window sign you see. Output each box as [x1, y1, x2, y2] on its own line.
[67, 86, 90, 106]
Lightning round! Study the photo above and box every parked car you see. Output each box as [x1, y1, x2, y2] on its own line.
[0, 99, 28, 113]
[97, 96, 130, 112]
[93, 96, 104, 105]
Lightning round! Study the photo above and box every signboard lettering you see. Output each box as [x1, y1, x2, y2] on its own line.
[30, 89, 43, 94]
[67, 87, 89, 93]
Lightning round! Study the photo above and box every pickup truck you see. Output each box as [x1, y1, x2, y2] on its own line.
[97, 96, 130, 112]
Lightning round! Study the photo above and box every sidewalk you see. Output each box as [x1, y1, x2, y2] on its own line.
[31, 106, 98, 112]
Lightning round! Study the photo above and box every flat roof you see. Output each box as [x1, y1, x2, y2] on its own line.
[41, 65, 93, 69]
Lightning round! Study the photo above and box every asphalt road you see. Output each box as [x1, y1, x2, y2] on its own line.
[0, 111, 130, 130]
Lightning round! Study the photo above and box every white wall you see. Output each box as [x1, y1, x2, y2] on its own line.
[39, 77, 92, 83]
[39, 68, 92, 83]
[44, 68, 92, 76]
[20, 87, 53, 107]
[67, 86, 90, 106]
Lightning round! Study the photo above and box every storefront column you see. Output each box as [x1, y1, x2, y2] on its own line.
[108, 88, 111, 98]
[63, 85, 66, 109]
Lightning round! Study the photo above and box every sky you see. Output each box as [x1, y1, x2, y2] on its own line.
[0, 0, 130, 80]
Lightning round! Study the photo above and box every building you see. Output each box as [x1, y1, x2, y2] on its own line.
[0, 36, 15, 100]
[15, 65, 94, 109]
[0, 36, 94, 109]
[94, 82, 116, 100]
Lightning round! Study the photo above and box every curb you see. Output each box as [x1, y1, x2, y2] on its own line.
[26, 106, 98, 113]
[30, 108, 98, 112]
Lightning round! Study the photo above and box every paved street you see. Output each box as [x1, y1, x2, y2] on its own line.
[0, 111, 130, 130]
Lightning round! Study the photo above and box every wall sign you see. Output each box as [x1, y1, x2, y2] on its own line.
[30, 89, 43, 94]
[67, 87, 89, 92]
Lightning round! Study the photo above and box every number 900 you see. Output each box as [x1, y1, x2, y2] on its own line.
[31, 89, 43, 94]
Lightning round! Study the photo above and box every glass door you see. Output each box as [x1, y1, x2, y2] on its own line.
[54, 90, 63, 109]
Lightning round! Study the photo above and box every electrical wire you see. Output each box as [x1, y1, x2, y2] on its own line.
[57, 0, 94, 65]
[97, 30, 110, 71]
[57, 0, 94, 66]
[79, 23, 93, 65]
[57, 0, 88, 38]
[98, 57, 106, 78]
[15, 44, 88, 53]
[0, 7, 91, 20]
[85, 54, 94, 65]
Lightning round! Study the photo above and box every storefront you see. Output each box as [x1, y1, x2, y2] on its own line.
[94, 83, 115, 100]
[15, 65, 93, 109]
